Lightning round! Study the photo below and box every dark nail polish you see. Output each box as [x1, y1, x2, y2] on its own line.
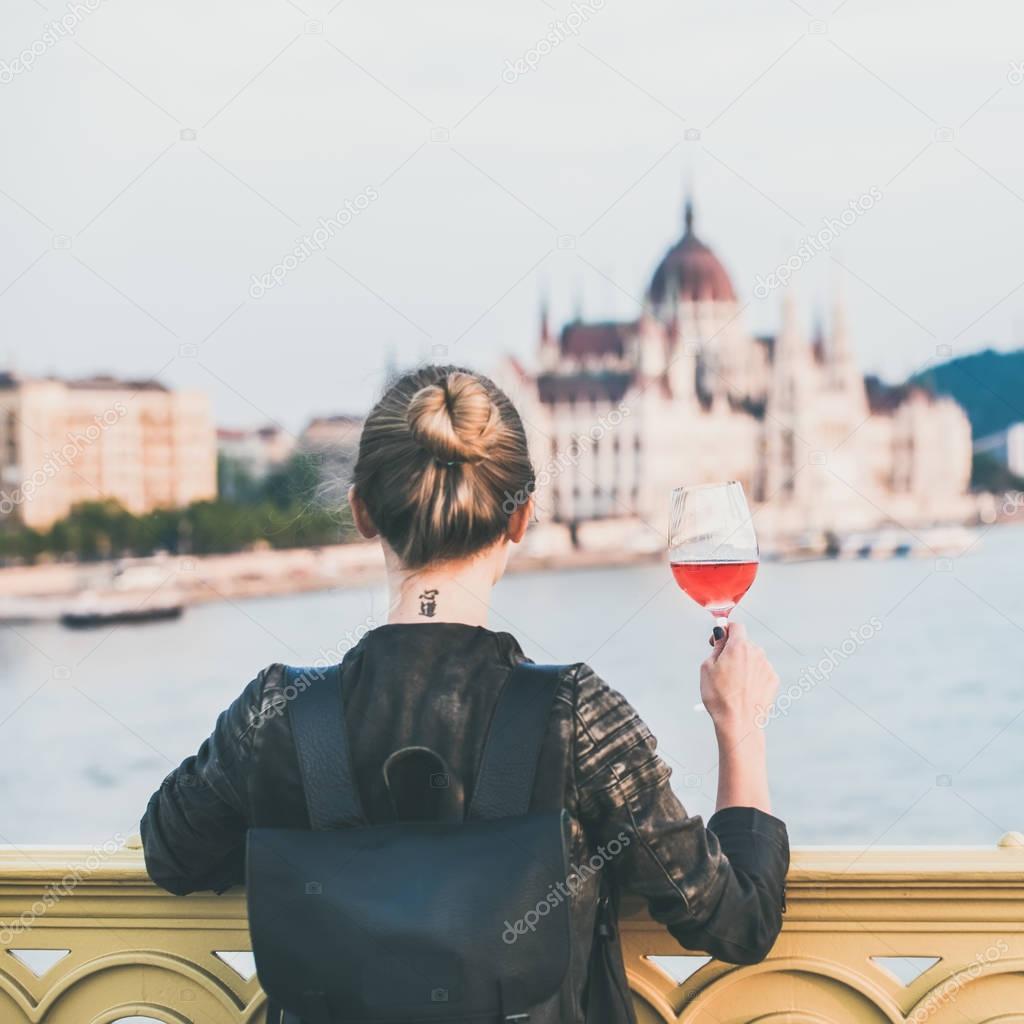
[712, 626, 725, 642]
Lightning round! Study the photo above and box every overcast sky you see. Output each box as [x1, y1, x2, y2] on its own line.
[2, 0, 1024, 431]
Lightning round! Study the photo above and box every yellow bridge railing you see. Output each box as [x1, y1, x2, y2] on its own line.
[1, 834, 1023, 1022]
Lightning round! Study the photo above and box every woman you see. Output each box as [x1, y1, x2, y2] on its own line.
[142, 365, 788, 1020]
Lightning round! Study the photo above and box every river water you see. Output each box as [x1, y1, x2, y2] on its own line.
[3, 526, 1023, 848]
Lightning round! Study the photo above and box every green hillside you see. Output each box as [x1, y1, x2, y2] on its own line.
[911, 348, 1024, 440]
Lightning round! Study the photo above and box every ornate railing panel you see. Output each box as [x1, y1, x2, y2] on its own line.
[1, 836, 1023, 1022]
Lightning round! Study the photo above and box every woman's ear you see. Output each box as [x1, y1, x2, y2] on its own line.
[348, 485, 379, 540]
[506, 496, 533, 545]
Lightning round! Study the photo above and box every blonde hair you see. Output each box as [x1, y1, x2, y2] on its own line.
[352, 366, 535, 568]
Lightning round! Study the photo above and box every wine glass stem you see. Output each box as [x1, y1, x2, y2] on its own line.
[713, 614, 729, 631]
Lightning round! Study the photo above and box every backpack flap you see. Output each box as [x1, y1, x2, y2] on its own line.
[247, 661, 573, 1023]
[247, 811, 572, 1021]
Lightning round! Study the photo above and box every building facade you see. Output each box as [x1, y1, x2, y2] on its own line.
[297, 414, 363, 501]
[217, 425, 295, 498]
[0, 373, 216, 530]
[498, 202, 973, 541]
[974, 422, 1024, 479]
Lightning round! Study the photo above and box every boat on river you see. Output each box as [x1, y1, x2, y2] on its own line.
[765, 524, 979, 562]
[60, 598, 184, 629]
[59, 563, 186, 629]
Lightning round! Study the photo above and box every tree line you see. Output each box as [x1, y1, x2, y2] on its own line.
[0, 453, 357, 565]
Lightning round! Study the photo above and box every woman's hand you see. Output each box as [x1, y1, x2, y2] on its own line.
[700, 622, 779, 738]
[699, 622, 778, 814]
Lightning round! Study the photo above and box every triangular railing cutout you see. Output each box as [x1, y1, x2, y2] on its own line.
[647, 954, 712, 984]
[8, 949, 70, 977]
[870, 956, 941, 986]
[214, 950, 258, 981]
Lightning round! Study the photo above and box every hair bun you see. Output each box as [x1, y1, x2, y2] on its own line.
[406, 371, 501, 464]
[353, 364, 536, 568]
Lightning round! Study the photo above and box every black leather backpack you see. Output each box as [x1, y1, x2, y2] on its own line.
[247, 660, 628, 1024]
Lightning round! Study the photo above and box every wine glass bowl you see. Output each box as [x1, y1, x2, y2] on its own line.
[668, 481, 759, 626]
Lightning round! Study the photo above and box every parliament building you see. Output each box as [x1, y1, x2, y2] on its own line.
[499, 201, 973, 542]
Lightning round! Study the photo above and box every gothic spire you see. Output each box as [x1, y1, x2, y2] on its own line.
[776, 289, 802, 358]
[830, 284, 851, 362]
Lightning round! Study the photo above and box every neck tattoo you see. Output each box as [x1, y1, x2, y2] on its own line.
[418, 589, 439, 617]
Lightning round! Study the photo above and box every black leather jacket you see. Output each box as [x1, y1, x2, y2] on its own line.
[142, 623, 789, 1017]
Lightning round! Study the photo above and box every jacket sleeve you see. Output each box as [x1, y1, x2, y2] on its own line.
[140, 668, 271, 895]
[572, 663, 789, 965]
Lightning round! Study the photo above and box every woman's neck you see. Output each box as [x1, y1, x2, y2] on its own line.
[386, 551, 499, 628]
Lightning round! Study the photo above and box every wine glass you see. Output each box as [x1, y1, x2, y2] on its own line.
[668, 481, 759, 631]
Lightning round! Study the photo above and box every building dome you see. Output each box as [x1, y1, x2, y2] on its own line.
[648, 201, 736, 311]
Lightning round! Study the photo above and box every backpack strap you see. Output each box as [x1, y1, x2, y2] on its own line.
[468, 661, 565, 821]
[286, 664, 365, 830]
